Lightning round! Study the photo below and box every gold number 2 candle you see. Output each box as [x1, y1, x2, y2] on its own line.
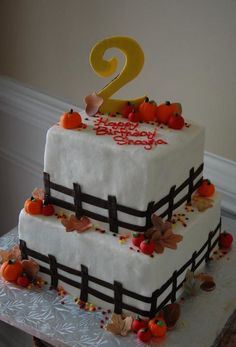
[89, 36, 146, 114]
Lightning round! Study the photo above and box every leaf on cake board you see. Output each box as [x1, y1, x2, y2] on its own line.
[159, 303, 181, 330]
[183, 270, 201, 296]
[0, 245, 21, 264]
[145, 214, 183, 254]
[84, 93, 103, 116]
[105, 313, 133, 336]
[21, 258, 40, 280]
[61, 215, 93, 232]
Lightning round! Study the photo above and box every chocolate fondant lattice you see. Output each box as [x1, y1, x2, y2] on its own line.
[44, 163, 204, 233]
[19, 218, 221, 318]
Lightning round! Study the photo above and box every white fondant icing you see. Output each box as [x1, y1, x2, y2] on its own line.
[44, 113, 205, 228]
[19, 194, 221, 315]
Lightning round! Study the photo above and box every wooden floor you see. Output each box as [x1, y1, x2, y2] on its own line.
[0, 213, 235, 347]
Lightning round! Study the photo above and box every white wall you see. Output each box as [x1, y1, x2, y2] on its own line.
[0, 0, 236, 161]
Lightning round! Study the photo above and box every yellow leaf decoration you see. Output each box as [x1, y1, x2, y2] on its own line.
[105, 313, 133, 336]
[145, 215, 183, 254]
[191, 194, 213, 212]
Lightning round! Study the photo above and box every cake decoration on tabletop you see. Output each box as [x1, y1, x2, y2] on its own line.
[0, 245, 45, 289]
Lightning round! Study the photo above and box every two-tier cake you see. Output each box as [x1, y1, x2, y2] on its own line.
[18, 36, 221, 318]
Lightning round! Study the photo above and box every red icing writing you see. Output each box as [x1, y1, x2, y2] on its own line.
[93, 117, 168, 150]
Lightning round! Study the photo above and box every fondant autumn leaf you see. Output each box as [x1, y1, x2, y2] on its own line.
[191, 194, 213, 212]
[84, 93, 103, 116]
[105, 313, 132, 336]
[32, 187, 45, 201]
[61, 215, 93, 233]
[183, 270, 200, 296]
[21, 258, 40, 280]
[145, 215, 183, 254]
[0, 245, 21, 264]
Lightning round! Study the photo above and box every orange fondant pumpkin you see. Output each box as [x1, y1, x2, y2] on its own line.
[197, 179, 215, 197]
[1, 259, 23, 282]
[148, 316, 167, 337]
[139, 98, 157, 121]
[24, 198, 43, 215]
[59, 109, 82, 129]
[156, 101, 182, 124]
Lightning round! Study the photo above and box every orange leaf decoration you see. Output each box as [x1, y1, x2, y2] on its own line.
[0, 246, 21, 264]
[84, 93, 103, 116]
[145, 215, 183, 254]
[32, 187, 45, 201]
[21, 258, 40, 280]
[61, 215, 93, 233]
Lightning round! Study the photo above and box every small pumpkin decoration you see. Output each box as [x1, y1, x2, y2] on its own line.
[59, 109, 82, 129]
[148, 316, 167, 337]
[156, 101, 182, 124]
[24, 197, 43, 215]
[139, 97, 157, 121]
[197, 179, 215, 197]
[1, 259, 23, 282]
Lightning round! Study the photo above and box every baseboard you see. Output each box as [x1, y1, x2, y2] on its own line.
[204, 152, 236, 215]
[0, 76, 235, 215]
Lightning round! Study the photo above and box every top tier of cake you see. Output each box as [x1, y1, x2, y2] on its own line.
[43, 112, 204, 233]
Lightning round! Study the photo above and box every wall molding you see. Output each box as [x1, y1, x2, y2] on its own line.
[204, 152, 236, 215]
[0, 76, 235, 215]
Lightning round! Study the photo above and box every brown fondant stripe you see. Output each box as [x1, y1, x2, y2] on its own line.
[43, 163, 204, 234]
[187, 167, 195, 203]
[108, 196, 119, 233]
[19, 218, 221, 317]
[73, 183, 83, 218]
[114, 281, 123, 314]
[80, 265, 89, 302]
[48, 255, 58, 288]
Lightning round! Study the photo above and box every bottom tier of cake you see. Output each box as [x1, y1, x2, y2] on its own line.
[18, 194, 221, 317]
